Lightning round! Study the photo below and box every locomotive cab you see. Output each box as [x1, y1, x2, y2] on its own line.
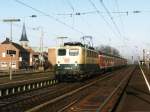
[55, 43, 84, 81]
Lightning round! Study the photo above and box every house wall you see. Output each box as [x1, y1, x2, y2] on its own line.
[0, 44, 20, 70]
[48, 48, 56, 66]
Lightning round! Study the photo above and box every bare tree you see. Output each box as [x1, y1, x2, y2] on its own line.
[95, 45, 120, 56]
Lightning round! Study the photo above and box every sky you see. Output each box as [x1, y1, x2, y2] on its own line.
[0, 0, 150, 61]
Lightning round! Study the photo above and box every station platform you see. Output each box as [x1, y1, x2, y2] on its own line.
[116, 65, 150, 112]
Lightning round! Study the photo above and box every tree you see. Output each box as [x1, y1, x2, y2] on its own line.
[95, 45, 120, 56]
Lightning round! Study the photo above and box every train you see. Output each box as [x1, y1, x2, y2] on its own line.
[54, 42, 127, 81]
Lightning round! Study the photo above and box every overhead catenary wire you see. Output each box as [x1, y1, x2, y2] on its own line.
[14, 0, 84, 35]
[56, 10, 98, 16]
[114, 0, 135, 51]
[99, 0, 122, 38]
[66, 0, 74, 12]
[65, 0, 94, 35]
[114, 0, 128, 43]
[88, 0, 120, 39]
[65, 0, 75, 27]
[55, 10, 142, 16]
[89, 0, 123, 50]
[64, 0, 94, 47]
[115, 0, 125, 34]
[88, 0, 123, 47]
[88, 0, 128, 54]
[99, 0, 129, 47]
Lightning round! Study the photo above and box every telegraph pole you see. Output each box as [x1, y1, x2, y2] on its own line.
[33, 26, 45, 71]
[40, 27, 44, 70]
[143, 49, 145, 64]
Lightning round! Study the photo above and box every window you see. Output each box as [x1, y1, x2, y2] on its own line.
[69, 49, 79, 56]
[87, 50, 90, 57]
[7, 50, 16, 55]
[58, 49, 66, 56]
[12, 62, 16, 65]
[1, 62, 7, 67]
[2, 52, 6, 57]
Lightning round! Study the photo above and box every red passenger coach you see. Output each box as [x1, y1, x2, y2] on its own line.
[98, 51, 127, 71]
[99, 53, 106, 69]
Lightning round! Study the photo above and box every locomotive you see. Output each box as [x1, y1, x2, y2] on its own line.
[55, 42, 127, 81]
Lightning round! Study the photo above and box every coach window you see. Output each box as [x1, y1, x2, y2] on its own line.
[89, 51, 91, 57]
[58, 49, 66, 56]
[87, 50, 89, 57]
[69, 49, 79, 56]
[90, 51, 92, 57]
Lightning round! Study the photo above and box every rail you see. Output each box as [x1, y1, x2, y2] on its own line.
[96, 66, 136, 112]
[27, 74, 112, 112]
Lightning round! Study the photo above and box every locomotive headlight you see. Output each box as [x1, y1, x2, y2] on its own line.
[75, 61, 78, 66]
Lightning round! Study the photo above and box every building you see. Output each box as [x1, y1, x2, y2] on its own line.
[0, 23, 31, 70]
[48, 47, 57, 68]
[0, 23, 50, 70]
[0, 38, 30, 70]
[20, 23, 29, 49]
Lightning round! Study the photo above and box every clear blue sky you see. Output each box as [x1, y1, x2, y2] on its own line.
[1, 0, 150, 60]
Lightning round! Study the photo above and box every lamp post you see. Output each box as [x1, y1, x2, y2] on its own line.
[3, 19, 20, 80]
[3, 15, 37, 41]
[3, 19, 21, 41]
[3, 16, 36, 80]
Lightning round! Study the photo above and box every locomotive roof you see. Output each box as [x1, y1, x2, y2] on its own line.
[64, 42, 84, 47]
[64, 42, 95, 50]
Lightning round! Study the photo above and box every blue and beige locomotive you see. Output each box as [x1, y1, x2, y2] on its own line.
[55, 42, 99, 81]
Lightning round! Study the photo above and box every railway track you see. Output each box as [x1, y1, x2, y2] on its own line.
[0, 66, 134, 112]
[0, 70, 52, 76]
[0, 70, 51, 77]
[0, 71, 56, 99]
[61, 66, 135, 112]
[0, 71, 54, 84]
[114, 65, 150, 112]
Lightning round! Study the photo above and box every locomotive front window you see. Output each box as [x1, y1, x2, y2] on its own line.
[58, 49, 66, 56]
[69, 49, 79, 56]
